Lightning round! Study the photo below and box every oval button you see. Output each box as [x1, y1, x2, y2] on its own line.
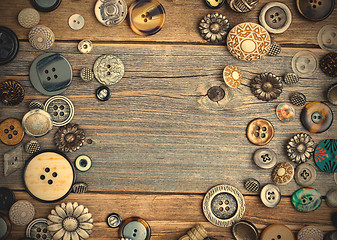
[292, 187, 322, 212]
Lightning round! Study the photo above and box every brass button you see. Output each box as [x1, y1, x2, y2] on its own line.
[0, 118, 24, 146]
[246, 118, 274, 146]
[260, 224, 295, 240]
[272, 162, 294, 185]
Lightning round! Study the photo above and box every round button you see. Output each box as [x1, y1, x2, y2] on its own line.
[267, 42, 282, 56]
[296, 0, 334, 21]
[328, 83, 337, 105]
[251, 72, 283, 101]
[68, 14, 84, 30]
[284, 73, 299, 85]
[292, 50, 318, 77]
[107, 213, 122, 228]
[320, 52, 337, 77]
[246, 118, 274, 146]
[0, 80, 25, 106]
[9, 200, 35, 226]
[290, 92, 306, 106]
[298, 226, 323, 240]
[232, 220, 258, 240]
[244, 178, 261, 192]
[0, 188, 15, 210]
[29, 25, 55, 51]
[25, 140, 41, 154]
[204, 0, 225, 8]
[276, 103, 295, 122]
[78, 39, 93, 54]
[30, 0, 62, 12]
[94, 55, 124, 85]
[203, 184, 245, 227]
[314, 139, 337, 173]
[292, 187, 322, 212]
[44, 95, 74, 126]
[295, 163, 317, 187]
[301, 101, 333, 133]
[128, 0, 166, 36]
[199, 13, 230, 43]
[253, 148, 277, 169]
[272, 162, 294, 185]
[260, 224, 295, 240]
[0, 213, 11, 240]
[26, 218, 52, 240]
[75, 155, 92, 172]
[54, 123, 85, 152]
[227, 0, 258, 12]
[223, 65, 242, 88]
[22, 109, 53, 137]
[318, 25, 337, 52]
[29, 100, 44, 110]
[80, 67, 95, 82]
[259, 2, 292, 34]
[0, 118, 24, 146]
[326, 188, 337, 207]
[18, 8, 40, 28]
[287, 133, 315, 164]
[95, 0, 127, 26]
[260, 184, 281, 208]
[24, 151, 75, 202]
[0, 26, 19, 66]
[119, 217, 151, 240]
[96, 86, 111, 101]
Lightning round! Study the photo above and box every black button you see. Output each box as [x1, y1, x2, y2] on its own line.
[296, 0, 334, 21]
[0, 188, 15, 210]
[96, 86, 111, 101]
[0, 26, 19, 66]
[31, 0, 62, 12]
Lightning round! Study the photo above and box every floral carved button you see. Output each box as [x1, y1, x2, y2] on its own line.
[94, 55, 124, 85]
[291, 187, 322, 212]
[247, 118, 274, 146]
[0, 118, 24, 146]
[276, 103, 295, 122]
[301, 101, 333, 133]
[251, 73, 283, 101]
[0, 80, 25, 106]
[223, 65, 242, 88]
[199, 13, 230, 43]
[287, 133, 315, 163]
[44, 95, 74, 126]
[118, 217, 151, 240]
[260, 184, 281, 208]
[294, 163, 317, 187]
[205, 0, 225, 8]
[128, 0, 166, 36]
[296, 0, 334, 21]
[253, 148, 277, 169]
[314, 139, 337, 173]
[260, 224, 295, 240]
[272, 162, 294, 185]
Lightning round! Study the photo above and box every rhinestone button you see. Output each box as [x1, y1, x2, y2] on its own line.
[260, 184, 281, 208]
[291, 187, 322, 212]
[272, 162, 294, 185]
[301, 101, 333, 133]
[44, 95, 74, 126]
[247, 118, 274, 146]
[294, 163, 317, 187]
[0, 118, 24, 146]
[260, 224, 295, 240]
[253, 148, 277, 169]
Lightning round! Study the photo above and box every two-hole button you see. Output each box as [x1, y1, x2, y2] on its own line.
[261, 224, 295, 240]
[119, 217, 151, 240]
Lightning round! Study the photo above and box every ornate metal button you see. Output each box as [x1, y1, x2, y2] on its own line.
[199, 13, 230, 43]
[204, 0, 225, 8]
[18, 8, 40, 28]
[251, 73, 283, 101]
[246, 118, 274, 146]
[317, 25, 337, 52]
[78, 39, 93, 54]
[29, 25, 55, 50]
[80, 67, 95, 82]
[272, 162, 294, 185]
[260, 224, 295, 240]
[287, 133, 315, 163]
[296, 0, 334, 21]
[0, 188, 16, 210]
[0, 26, 19, 66]
[9, 200, 35, 226]
[298, 226, 323, 240]
[31, 0, 62, 12]
[22, 109, 53, 137]
[284, 73, 299, 85]
[326, 188, 337, 208]
[314, 139, 337, 173]
[227, 0, 258, 12]
[75, 155, 92, 172]
[244, 178, 260, 192]
[267, 42, 281, 56]
[25, 140, 41, 154]
[128, 0, 166, 36]
[223, 65, 242, 88]
[44, 95, 74, 126]
[253, 148, 277, 169]
[0, 118, 24, 146]
[94, 55, 124, 85]
[290, 92, 306, 106]
[26, 218, 52, 240]
[292, 50, 318, 77]
[95, 0, 127, 26]
[328, 83, 337, 105]
[24, 151, 75, 202]
[301, 101, 333, 133]
[54, 123, 85, 152]
[96, 86, 111, 101]
[68, 14, 84, 30]
[232, 220, 258, 240]
[294, 163, 317, 187]
[72, 182, 88, 193]
[118, 217, 151, 240]
[227, 22, 271, 62]
[260, 184, 281, 208]
[29, 100, 44, 110]
[320, 52, 337, 77]
[202, 184, 245, 227]
[107, 213, 122, 228]
[0, 80, 24, 106]
[291, 187, 322, 212]
[276, 103, 295, 122]
[4, 144, 24, 177]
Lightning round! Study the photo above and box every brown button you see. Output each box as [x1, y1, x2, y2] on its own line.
[0, 118, 24, 146]
[261, 224, 295, 240]
[272, 162, 294, 185]
[246, 118, 274, 146]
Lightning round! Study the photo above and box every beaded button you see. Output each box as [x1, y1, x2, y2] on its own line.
[301, 101, 333, 133]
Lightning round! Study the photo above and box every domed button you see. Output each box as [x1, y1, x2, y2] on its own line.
[320, 52, 337, 77]
[290, 92, 306, 106]
[128, 0, 166, 36]
[244, 178, 261, 192]
[298, 226, 323, 240]
[0, 80, 25, 106]
[22, 109, 53, 137]
[253, 148, 277, 169]
[0, 118, 24, 146]
[227, 0, 258, 12]
[276, 103, 295, 122]
[95, 0, 127, 26]
[326, 188, 337, 208]
[317, 25, 337, 52]
[272, 162, 294, 185]
[223, 65, 242, 88]
[78, 39, 93, 54]
[294, 163, 317, 187]
[260, 224, 295, 240]
[118, 217, 151, 240]
[18, 8, 40, 28]
[292, 50, 318, 77]
[9, 200, 35, 226]
[204, 0, 225, 8]
[246, 118, 274, 146]
[44, 95, 74, 126]
[260, 184, 281, 208]
[107, 213, 122, 228]
[0, 26, 19, 66]
[301, 101, 333, 133]
[80, 67, 95, 82]
[0, 188, 16, 210]
[292, 188, 322, 212]
[0, 213, 11, 240]
[296, 0, 334, 21]
[314, 139, 337, 173]
[28, 25, 55, 51]
[30, 0, 62, 12]
[96, 86, 111, 101]
[232, 220, 258, 240]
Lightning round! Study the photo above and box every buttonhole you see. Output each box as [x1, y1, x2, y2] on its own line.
[36, 234, 41, 238]
[219, 201, 223, 205]
[60, 112, 64, 116]
[54, 75, 58, 79]
[53, 105, 58, 110]
[10, 125, 14, 130]
[262, 127, 266, 131]
[45, 168, 50, 173]
[48, 179, 53, 185]
[60, 105, 64, 110]
[37, 228, 41, 232]
[53, 112, 58, 116]
[219, 207, 223, 211]
[40, 175, 45, 180]
[52, 172, 57, 177]
[8, 134, 12, 139]
[45, 70, 49, 74]
[261, 133, 266, 138]
[52, 68, 55, 72]
[4, 129, 9, 134]
[73, 20, 76, 23]
[254, 132, 259, 137]
[225, 206, 230, 211]
[13, 130, 17, 135]
[318, 1, 322, 4]
[47, 77, 51, 81]
[313, 5, 316, 8]
[277, 235, 281, 239]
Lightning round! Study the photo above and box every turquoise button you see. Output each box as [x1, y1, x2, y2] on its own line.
[291, 188, 322, 212]
[314, 139, 337, 173]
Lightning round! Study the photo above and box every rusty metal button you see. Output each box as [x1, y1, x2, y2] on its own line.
[0, 118, 24, 146]
[232, 220, 258, 240]
[272, 162, 294, 185]
[260, 224, 295, 240]
[205, 0, 225, 8]
[260, 184, 281, 208]
[0, 80, 25, 106]
[246, 118, 274, 146]
[301, 101, 333, 133]
[253, 148, 277, 169]
[296, 0, 334, 21]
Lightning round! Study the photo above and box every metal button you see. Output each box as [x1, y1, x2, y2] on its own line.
[204, 0, 225, 8]
[276, 103, 295, 122]
[0, 213, 11, 240]
[260, 184, 281, 208]
[0, 118, 24, 146]
[290, 92, 306, 106]
[227, 0, 258, 12]
[287, 133, 315, 164]
[0, 188, 15, 210]
[119, 217, 151, 240]
[328, 83, 337, 105]
[267, 42, 281, 56]
[223, 65, 242, 88]
[44, 95, 74, 126]
[298, 226, 323, 240]
[272, 162, 294, 185]
[29, 25, 55, 51]
[203, 184, 245, 227]
[0, 26, 19, 66]
[246, 118, 274, 146]
[29, 100, 44, 110]
[22, 109, 53, 137]
[80, 68, 95, 82]
[291, 187, 322, 212]
[96, 86, 111, 101]
[78, 40, 93, 54]
[26, 218, 52, 240]
[320, 52, 337, 77]
[291, 50, 318, 77]
[94, 55, 124, 85]
[107, 213, 122, 228]
[253, 148, 277, 169]
[259, 2, 292, 34]
[296, 0, 334, 21]
[25, 140, 41, 154]
[18, 8, 40, 28]
[31, 0, 62, 12]
[232, 220, 258, 240]
[0, 80, 25, 106]
[244, 178, 260, 192]
[54, 123, 85, 152]
[75, 155, 92, 172]
[260, 224, 295, 240]
[72, 182, 88, 193]
[199, 13, 230, 43]
[4, 144, 24, 177]
[326, 188, 337, 208]
[9, 200, 35, 226]
[318, 25, 337, 52]
[295, 163, 317, 187]
[251, 72, 283, 101]
[283, 73, 299, 85]
[29, 53, 72, 96]
[68, 14, 84, 30]
[95, 0, 127, 26]
[314, 139, 337, 173]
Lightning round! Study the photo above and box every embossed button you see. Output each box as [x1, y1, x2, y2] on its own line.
[80, 67, 95, 82]
[290, 92, 306, 106]
[26, 218, 52, 240]
[260, 224, 295, 240]
[0, 118, 24, 146]
[223, 65, 242, 88]
[119, 217, 151, 240]
[276, 103, 295, 122]
[29, 25, 55, 51]
[96, 86, 111, 101]
[298, 226, 323, 240]
[199, 13, 230, 43]
[0, 26, 19, 66]
[292, 50, 318, 77]
[296, 0, 334, 21]
[31, 0, 62, 12]
[247, 118, 274, 146]
[18, 8, 40, 28]
[107, 213, 122, 228]
[272, 162, 294, 185]
[326, 188, 337, 207]
[232, 220, 258, 240]
[318, 25, 337, 52]
[253, 148, 277, 169]
[295, 163, 317, 187]
[314, 139, 337, 173]
[328, 84, 337, 105]
[267, 42, 281, 56]
[292, 187, 322, 212]
[24, 151, 75, 202]
[25, 140, 41, 154]
[44, 95, 74, 126]
[284, 73, 299, 85]
[301, 101, 333, 133]
[68, 14, 84, 30]
[320, 52, 337, 77]
[259, 2, 292, 34]
[203, 184, 245, 227]
[0, 188, 15, 210]
[22, 109, 53, 137]
[128, 0, 166, 36]
[260, 184, 281, 208]
[9, 200, 35, 226]
[0, 80, 25, 106]
[78, 39, 93, 54]
[244, 178, 260, 192]
[205, 0, 225, 8]
[75, 155, 92, 172]
[29, 100, 44, 110]
[95, 0, 127, 26]
[94, 55, 124, 85]
[227, 0, 258, 12]
[0, 213, 11, 240]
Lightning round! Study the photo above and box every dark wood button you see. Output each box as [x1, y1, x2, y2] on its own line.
[246, 118, 274, 146]
[0, 80, 25, 106]
[0, 118, 24, 146]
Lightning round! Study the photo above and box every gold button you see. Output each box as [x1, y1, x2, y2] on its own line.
[0, 118, 24, 146]
[261, 224, 295, 240]
[246, 118, 274, 146]
[272, 162, 294, 185]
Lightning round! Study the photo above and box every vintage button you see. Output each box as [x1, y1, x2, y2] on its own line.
[326, 188, 337, 207]
[318, 25, 337, 52]
[232, 220, 258, 240]
[31, 0, 62, 12]
[24, 151, 75, 202]
[250, 72, 283, 101]
[78, 39, 93, 54]
[259, 2, 292, 34]
[0, 80, 25, 106]
[107, 213, 122, 228]
[0, 213, 11, 240]
[25, 140, 41, 154]
[187, 224, 207, 240]
[68, 14, 84, 30]
[72, 182, 88, 193]
[227, 23, 271, 62]
[246, 118, 274, 146]
[205, 0, 225, 8]
[0, 188, 15, 210]
[75, 155, 92, 172]
[95, 0, 127, 26]
[199, 13, 230, 43]
[30, 53, 72, 95]
[4, 144, 24, 177]
[0, 26, 19, 66]
[22, 109, 53, 137]
[314, 139, 337, 173]
[320, 52, 337, 77]
[267, 42, 281, 56]
[119, 217, 151, 240]
[290, 92, 306, 106]
[0, 118, 24, 146]
[328, 84, 337, 105]
[26, 218, 52, 240]
[128, 0, 166, 36]
[260, 184, 281, 208]
[29, 25, 55, 50]
[333, 212, 337, 227]
[94, 55, 124, 85]
[260, 224, 294, 240]
[298, 226, 323, 240]
[203, 184, 245, 227]
[284, 73, 299, 85]
[9, 200, 35, 226]
[326, 231, 337, 240]
[223, 65, 242, 88]
[54, 123, 85, 152]
[296, 0, 334, 21]
[44, 95, 74, 126]
[292, 50, 318, 77]
[276, 103, 295, 122]
[292, 187, 322, 212]
[287, 133, 315, 163]
[96, 86, 111, 101]
[244, 178, 260, 192]
[80, 67, 95, 82]
[227, 0, 258, 12]
[29, 100, 44, 110]
[253, 148, 277, 169]
[301, 101, 333, 133]
[272, 162, 294, 185]
[18, 8, 40, 28]
[295, 163, 317, 187]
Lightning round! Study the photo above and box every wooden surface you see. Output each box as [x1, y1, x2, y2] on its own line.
[0, 0, 337, 239]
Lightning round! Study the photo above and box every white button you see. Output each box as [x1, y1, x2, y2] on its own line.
[260, 184, 281, 208]
[68, 14, 85, 30]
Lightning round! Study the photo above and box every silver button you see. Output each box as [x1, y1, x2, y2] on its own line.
[94, 55, 124, 85]
[294, 163, 317, 187]
[317, 25, 337, 52]
[22, 109, 53, 137]
[78, 39, 93, 54]
[232, 220, 258, 240]
[291, 50, 318, 77]
[95, 0, 127, 26]
[253, 148, 277, 169]
[260, 184, 281, 208]
[244, 178, 260, 193]
[80, 68, 95, 82]
[26, 218, 52, 240]
[107, 213, 122, 228]
[68, 14, 85, 30]
[44, 95, 74, 127]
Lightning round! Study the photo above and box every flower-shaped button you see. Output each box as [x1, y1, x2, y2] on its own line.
[247, 118, 274, 146]
[314, 139, 337, 173]
[287, 133, 315, 163]
[0, 118, 24, 146]
[251, 73, 283, 101]
[54, 123, 86, 153]
[291, 187, 322, 212]
[199, 13, 230, 43]
[301, 101, 333, 133]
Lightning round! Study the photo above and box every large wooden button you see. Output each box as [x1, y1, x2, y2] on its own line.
[301, 101, 333, 133]
[272, 162, 294, 185]
[246, 118, 274, 146]
[24, 151, 75, 202]
[260, 224, 295, 240]
[296, 0, 334, 21]
[0, 118, 24, 146]
[314, 139, 337, 173]
[291, 187, 322, 212]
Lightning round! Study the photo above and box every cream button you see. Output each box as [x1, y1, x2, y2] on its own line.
[241, 39, 256, 53]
